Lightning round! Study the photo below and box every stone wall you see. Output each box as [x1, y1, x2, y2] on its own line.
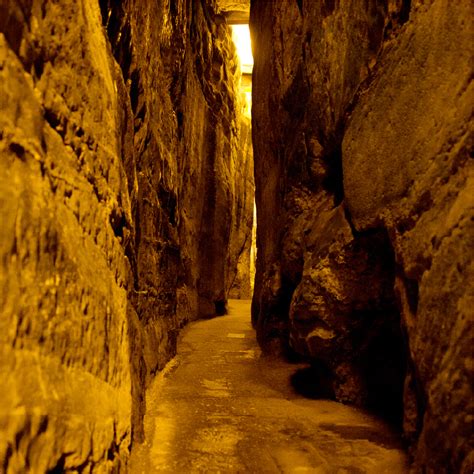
[0, 0, 253, 470]
[250, 0, 473, 471]
[228, 110, 254, 299]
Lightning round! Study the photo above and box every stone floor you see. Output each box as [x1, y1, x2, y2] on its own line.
[130, 300, 408, 473]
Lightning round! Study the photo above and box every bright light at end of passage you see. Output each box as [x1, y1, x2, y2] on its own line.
[231, 24, 253, 74]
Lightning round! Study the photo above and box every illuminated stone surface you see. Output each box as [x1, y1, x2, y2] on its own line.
[0, 0, 471, 471]
[250, 1, 473, 472]
[0, 0, 252, 470]
[130, 300, 408, 473]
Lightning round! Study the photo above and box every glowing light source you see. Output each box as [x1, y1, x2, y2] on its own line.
[231, 24, 253, 74]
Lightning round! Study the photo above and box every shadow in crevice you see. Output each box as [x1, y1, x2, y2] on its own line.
[214, 299, 227, 316]
[290, 361, 336, 400]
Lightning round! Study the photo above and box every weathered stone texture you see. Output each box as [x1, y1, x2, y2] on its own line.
[251, 0, 472, 471]
[343, 2, 473, 470]
[1, 0, 133, 468]
[216, 0, 250, 23]
[0, 0, 252, 470]
[228, 113, 254, 299]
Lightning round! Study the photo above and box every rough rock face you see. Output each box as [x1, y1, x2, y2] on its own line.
[288, 196, 404, 416]
[0, 0, 253, 470]
[250, 0, 473, 471]
[342, 2, 473, 470]
[228, 113, 254, 299]
[217, 0, 250, 23]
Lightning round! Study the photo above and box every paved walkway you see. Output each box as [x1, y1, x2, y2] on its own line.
[130, 300, 408, 473]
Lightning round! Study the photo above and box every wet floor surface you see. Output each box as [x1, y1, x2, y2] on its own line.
[130, 300, 408, 473]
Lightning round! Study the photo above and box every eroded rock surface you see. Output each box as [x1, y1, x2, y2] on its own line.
[250, 0, 473, 471]
[0, 0, 253, 470]
[216, 0, 250, 23]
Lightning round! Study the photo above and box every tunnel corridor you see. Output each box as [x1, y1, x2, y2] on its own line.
[0, 0, 472, 473]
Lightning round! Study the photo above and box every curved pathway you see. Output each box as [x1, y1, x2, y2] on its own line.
[130, 300, 408, 473]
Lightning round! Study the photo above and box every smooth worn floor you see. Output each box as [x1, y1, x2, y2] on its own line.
[130, 300, 408, 473]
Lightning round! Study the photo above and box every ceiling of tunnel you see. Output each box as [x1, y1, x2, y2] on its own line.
[216, 0, 250, 23]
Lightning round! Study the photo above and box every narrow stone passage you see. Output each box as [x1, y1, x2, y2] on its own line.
[130, 300, 408, 473]
[1, 1, 471, 471]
